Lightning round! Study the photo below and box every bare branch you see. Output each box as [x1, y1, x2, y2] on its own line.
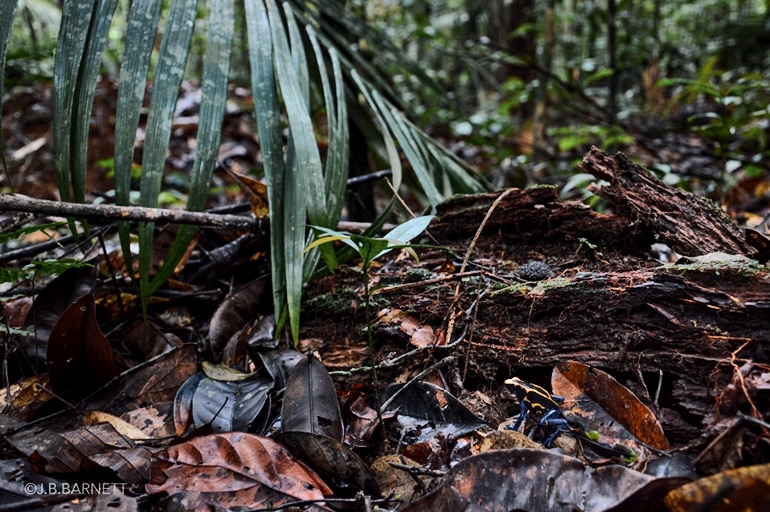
[0, 194, 264, 230]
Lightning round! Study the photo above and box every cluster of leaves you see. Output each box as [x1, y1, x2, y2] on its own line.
[0, 223, 91, 284]
[659, 56, 770, 186]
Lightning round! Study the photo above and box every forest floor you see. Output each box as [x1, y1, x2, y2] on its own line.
[1, 80, 769, 511]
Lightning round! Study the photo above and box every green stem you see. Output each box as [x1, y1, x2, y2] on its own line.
[363, 263, 383, 431]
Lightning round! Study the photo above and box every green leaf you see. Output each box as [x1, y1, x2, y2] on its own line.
[265, 0, 325, 225]
[583, 67, 614, 86]
[284, 145, 307, 343]
[70, 0, 120, 205]
[307, 29, 347, 271]
[356, 237, 391, 266]
[381, 215, 435, 245]
[137, 0, 198, 305]
[0, 0, 19, 152]
[53, 0, 95, 203]
[114, 0, 164, 274]
[304, 233, 353, 253]
[149, 0, 234, 295]
[244, 0, 287, 332]
[351, 70, 436, 205]
[374, 215, 434, 260]
[283, 2, 308, 102]
[0, 222, 66, 244]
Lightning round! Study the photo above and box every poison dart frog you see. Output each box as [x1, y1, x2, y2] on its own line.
[504, 377, 569, 447]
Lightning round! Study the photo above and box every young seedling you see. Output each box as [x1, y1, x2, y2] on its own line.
[305, 215, 435, 431]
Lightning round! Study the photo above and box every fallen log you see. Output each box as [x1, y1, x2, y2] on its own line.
[304, 148, 770, 445]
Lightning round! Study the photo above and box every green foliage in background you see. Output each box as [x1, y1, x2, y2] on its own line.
[659, 56, 770, 189]
[359, 0, 769, 191]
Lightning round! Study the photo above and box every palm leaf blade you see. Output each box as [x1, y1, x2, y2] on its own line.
[0, 0, 19, 149]
[137, 0, 198, 303]
[149, 0, 235, 294]
[244, 0, 288, 327]
[114, 0, 164, 271]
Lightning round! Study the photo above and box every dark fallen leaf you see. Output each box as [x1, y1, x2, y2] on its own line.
[399, 480, 468, 512]
[191, 371, 273, 433]
[46, 294, 125, 399]
[0, 458, 62, 506]
[19, 262, 98, 375]
[121, 319, 183, 361]
[378, 382, 486, 444]
[246, 313, 277, 349]
[173, 372, 203, 436]
[664, 463, 770, 512]
[6, 421, 152, 483]
[221, 314, 278, 368]
[147, 432, 332, 511]
[343, 393, 382, 446]
[278, 431, 379, 496]
[645, 452, 698, 479]
[554, 361, 670, 450]
[86, 344, 197, 416]
[692, 419, 747, 474]
[257, 348, 304, 388]
[207, 277, 268, 359]
[406, 448, 673, 511]
[281, 355, 343, 441]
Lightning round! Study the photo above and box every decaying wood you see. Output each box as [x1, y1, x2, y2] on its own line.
[304, 148, 770, 443]
[430, 186, 653, 254]
[580, 145, 755, 257]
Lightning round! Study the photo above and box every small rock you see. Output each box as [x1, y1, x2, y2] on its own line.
[516, 261, 552, 281]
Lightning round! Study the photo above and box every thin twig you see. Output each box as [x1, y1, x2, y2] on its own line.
[446, 188, 516, 343]
[371, 270, 482, 295]
[729, 341, 762, 420]
[357, 356, 456, 440]
[388, 461, 446, 478]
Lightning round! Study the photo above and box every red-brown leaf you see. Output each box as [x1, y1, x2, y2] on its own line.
[147, 432, 332, 509]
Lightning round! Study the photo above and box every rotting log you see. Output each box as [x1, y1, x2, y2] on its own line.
[304, 149, 770, 444]
[580, 145, 756, 257]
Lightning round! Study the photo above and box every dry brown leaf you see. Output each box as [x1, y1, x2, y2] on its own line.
[46, 294, 125, 399]
[665, 463, 770, 511]
[82, 411, 152, 441]
[223, 167, 270, 219]
[554, 361, 670, 450]
[147, 432, 332, 510]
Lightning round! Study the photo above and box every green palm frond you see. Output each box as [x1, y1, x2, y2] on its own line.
[0, 0, 19, 173]
[6, 0, 487, 342]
